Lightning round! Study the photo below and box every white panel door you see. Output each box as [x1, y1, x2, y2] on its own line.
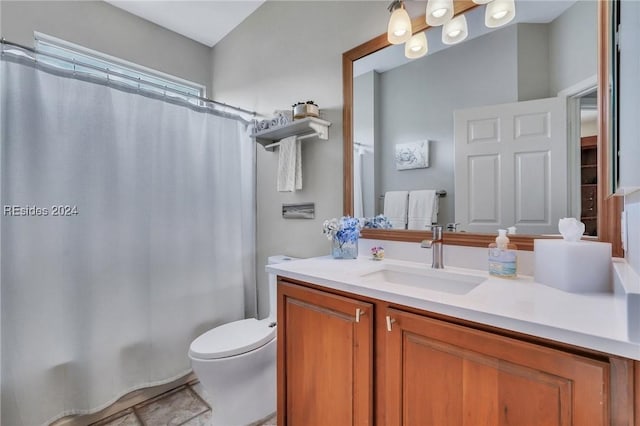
[454, 97, 567, 234]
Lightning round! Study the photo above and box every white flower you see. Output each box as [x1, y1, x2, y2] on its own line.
[322, 218, 340, 240]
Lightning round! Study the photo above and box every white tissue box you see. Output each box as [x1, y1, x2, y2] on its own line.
[534, 239, 612, 293]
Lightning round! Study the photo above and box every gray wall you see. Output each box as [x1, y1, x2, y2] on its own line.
[210, 1, 388, 318]
[517, 24, 550, 101]
[377, 25, 520, 226]
[0, 1, 213, 93]
[549, 0, 597, 95]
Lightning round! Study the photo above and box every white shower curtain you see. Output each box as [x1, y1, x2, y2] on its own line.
[1, 56, 256, 425]
[353, 148, 364, 219]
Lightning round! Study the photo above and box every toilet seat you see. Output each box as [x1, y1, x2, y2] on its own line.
[189, 318, 275, 360]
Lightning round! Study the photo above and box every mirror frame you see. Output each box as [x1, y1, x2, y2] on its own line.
[343, 0, 622, 254]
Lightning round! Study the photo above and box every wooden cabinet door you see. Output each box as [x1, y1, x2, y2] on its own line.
[277, 281, 373, 426]
[384, 308, 609, 426]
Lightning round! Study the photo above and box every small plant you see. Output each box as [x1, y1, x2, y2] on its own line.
[323, 216, 361, 259]
[370, 246, 385, 260]
[322, 216, 361, 246]
[362, 214, 393, 229]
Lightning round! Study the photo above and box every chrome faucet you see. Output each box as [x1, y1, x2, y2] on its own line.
[420, 225, 444, 269]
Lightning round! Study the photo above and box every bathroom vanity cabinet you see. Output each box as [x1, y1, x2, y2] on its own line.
[384, 308, 607, 425]
[277, 281, 374, 425]
[277, 278, 638, 426]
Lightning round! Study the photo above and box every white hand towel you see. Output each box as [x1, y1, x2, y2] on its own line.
[408, 190, 437, 230]
[383, 191, 409, 229]
[295, 139, 302, 191]
[277, 136, 302, 192]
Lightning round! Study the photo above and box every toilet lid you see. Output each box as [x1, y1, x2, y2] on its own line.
[189, 318, 275, 360]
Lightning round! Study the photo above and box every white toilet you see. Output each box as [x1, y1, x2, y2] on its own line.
[189, 255, 298, 426]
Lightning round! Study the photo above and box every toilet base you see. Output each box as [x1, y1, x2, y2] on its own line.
[191, 338, 276, 426]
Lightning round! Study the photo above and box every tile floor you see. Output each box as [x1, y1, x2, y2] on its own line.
[89, 383, 276, 426]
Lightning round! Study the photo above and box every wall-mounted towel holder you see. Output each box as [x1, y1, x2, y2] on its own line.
[379, 190, 446, 200]
[263, 132, 320, 150]
[252, 117, 331, 151]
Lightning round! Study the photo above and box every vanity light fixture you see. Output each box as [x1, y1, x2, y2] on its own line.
[485, 0, 516, 28]
[387, 0, 412, 44]
[426, 0, 454, 26]
[405, 32, 428, 59]
[392, 0, 517, 60]
[442, 14, 468, 45]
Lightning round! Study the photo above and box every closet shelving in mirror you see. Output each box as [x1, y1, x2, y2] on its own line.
[580, 135, 598, 236]
[253, 117, 331, 151]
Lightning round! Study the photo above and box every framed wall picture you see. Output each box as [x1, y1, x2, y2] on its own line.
[395, 140, 430, 170]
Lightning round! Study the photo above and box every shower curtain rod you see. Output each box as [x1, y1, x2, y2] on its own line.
[0, 38, 259, 118]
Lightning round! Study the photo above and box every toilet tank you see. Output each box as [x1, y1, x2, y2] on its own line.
[267, 255, 300, 321]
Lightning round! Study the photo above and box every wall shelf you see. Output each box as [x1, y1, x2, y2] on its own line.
[252, 117, 331, 151]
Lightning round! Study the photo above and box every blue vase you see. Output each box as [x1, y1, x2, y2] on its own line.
[331, 237, 358, 259]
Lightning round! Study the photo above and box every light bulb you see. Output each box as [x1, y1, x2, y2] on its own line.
[387, 6, 412, 44]
[394, 28, 407, 37]
[485, 0, 515, 28]
[442, 14, 468, 45]
[431, 8, 447, 18]
[404, 32, 428, 59]
[426, 0, 453, 26]
[492, 10, 508, 20]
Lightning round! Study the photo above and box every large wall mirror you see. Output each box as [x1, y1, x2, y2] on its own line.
[343, 0, 623, 253]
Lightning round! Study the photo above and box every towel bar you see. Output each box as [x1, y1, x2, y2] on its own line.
[262, 132, 320, 151]
[298, 132, 320, 141]
[379, 190, 446, 199]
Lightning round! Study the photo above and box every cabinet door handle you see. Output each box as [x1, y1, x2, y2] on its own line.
[355, 308, 366, 323]
[386, 315, 396, 332]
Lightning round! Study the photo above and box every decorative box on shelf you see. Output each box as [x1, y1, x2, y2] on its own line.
[252, 117, 331, 151]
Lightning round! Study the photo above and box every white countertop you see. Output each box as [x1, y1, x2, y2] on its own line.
[267, 256, 640, 361]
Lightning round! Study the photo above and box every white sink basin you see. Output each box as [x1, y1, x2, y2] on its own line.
[361, 264, 485, 295]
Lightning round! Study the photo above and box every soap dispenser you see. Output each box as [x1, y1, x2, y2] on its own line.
[488, 229, 517, 278]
